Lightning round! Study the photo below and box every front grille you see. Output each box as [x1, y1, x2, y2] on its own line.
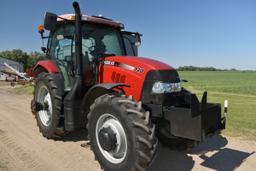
[141, 70, 182, 105]
[145, 70, 180, 82]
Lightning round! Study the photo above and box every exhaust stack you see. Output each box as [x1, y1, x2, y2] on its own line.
[73, 1, 83, 77]
[64, 2, 84, 131]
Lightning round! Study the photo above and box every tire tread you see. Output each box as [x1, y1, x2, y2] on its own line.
[31, 72, 65, 139]
[87, 94, 158, 171]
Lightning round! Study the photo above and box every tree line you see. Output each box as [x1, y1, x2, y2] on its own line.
[177, 66, 238, 71]
[0, 49, 45, 70]
[0, 49, 252, 72]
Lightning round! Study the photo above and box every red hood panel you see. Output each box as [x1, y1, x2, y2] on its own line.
[98, 56, 176, 101]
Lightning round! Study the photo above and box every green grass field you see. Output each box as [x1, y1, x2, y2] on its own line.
[179, 71, 256, 140]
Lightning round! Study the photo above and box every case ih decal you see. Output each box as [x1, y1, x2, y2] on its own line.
[102, 60, 144, 73]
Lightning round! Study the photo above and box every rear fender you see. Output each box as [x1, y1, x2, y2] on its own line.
[33, 60, 59, 76]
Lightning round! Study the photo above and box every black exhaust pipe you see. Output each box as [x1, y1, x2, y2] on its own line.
[64, 1, 84, 131]
[73, 1, 83, 77]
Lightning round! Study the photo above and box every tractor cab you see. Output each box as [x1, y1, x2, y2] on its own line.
[39, 13, 141, 91]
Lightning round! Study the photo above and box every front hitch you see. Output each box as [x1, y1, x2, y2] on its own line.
[164, 91, 227, 141]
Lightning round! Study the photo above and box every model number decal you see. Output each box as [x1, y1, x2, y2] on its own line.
[134, 67, 144, 73]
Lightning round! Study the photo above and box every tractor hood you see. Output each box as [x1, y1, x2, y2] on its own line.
[100, 56, 175, 74]
[98, 56, 178, 101]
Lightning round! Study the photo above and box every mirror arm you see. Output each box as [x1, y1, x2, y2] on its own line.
[41, 36, 49, 39]
[39, 32, 45, 47]
[39, 31, 48, 53]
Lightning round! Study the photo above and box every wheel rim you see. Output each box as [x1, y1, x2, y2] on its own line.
[37, 85, 52, 127]
[96, 113, 128, 164]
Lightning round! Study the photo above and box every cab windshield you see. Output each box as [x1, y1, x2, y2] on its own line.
[48, 23, 125, 89]
[49, 23, 125, 63]
[81, 24, 125, 58]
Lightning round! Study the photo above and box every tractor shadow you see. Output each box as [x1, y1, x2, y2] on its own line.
[149, 134, 254, 171]
[56, 129, 89, 142]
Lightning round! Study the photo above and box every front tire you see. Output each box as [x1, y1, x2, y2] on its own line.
[87, 94, 158, 171]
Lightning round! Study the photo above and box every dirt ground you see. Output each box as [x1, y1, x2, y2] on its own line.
[0, 82, 255, 171]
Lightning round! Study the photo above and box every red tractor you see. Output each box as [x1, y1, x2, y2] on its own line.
[31, 2, 227, 171]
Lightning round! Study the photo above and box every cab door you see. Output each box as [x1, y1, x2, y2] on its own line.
[48, 24, 75, 90]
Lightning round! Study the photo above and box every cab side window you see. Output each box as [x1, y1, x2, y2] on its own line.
[122, 32, 139, 56]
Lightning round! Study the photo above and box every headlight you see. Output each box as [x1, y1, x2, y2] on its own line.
[152, 81, 182, 94]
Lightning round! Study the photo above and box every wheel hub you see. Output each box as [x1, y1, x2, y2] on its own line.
[98, 127, 117, 151]
[37, 85, 53, 127]
[96, 114, 128, 164]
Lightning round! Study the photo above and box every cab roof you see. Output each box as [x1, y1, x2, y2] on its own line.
[57, 14, 124, 29]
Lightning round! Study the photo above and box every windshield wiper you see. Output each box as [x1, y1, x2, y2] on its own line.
[101, 53, 116, 57]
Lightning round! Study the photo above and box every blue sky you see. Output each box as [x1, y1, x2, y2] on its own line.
[0, 0, 255, 70]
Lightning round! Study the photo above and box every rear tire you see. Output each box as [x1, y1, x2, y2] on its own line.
[32, 73, 64, 138]
[87, 94, 158, 171]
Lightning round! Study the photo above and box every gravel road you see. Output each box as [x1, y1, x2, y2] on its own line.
[0, 83, 255, 171]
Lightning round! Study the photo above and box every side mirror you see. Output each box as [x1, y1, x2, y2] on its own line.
[134, 32, 141, 47]
[44, 12, 57, 31]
